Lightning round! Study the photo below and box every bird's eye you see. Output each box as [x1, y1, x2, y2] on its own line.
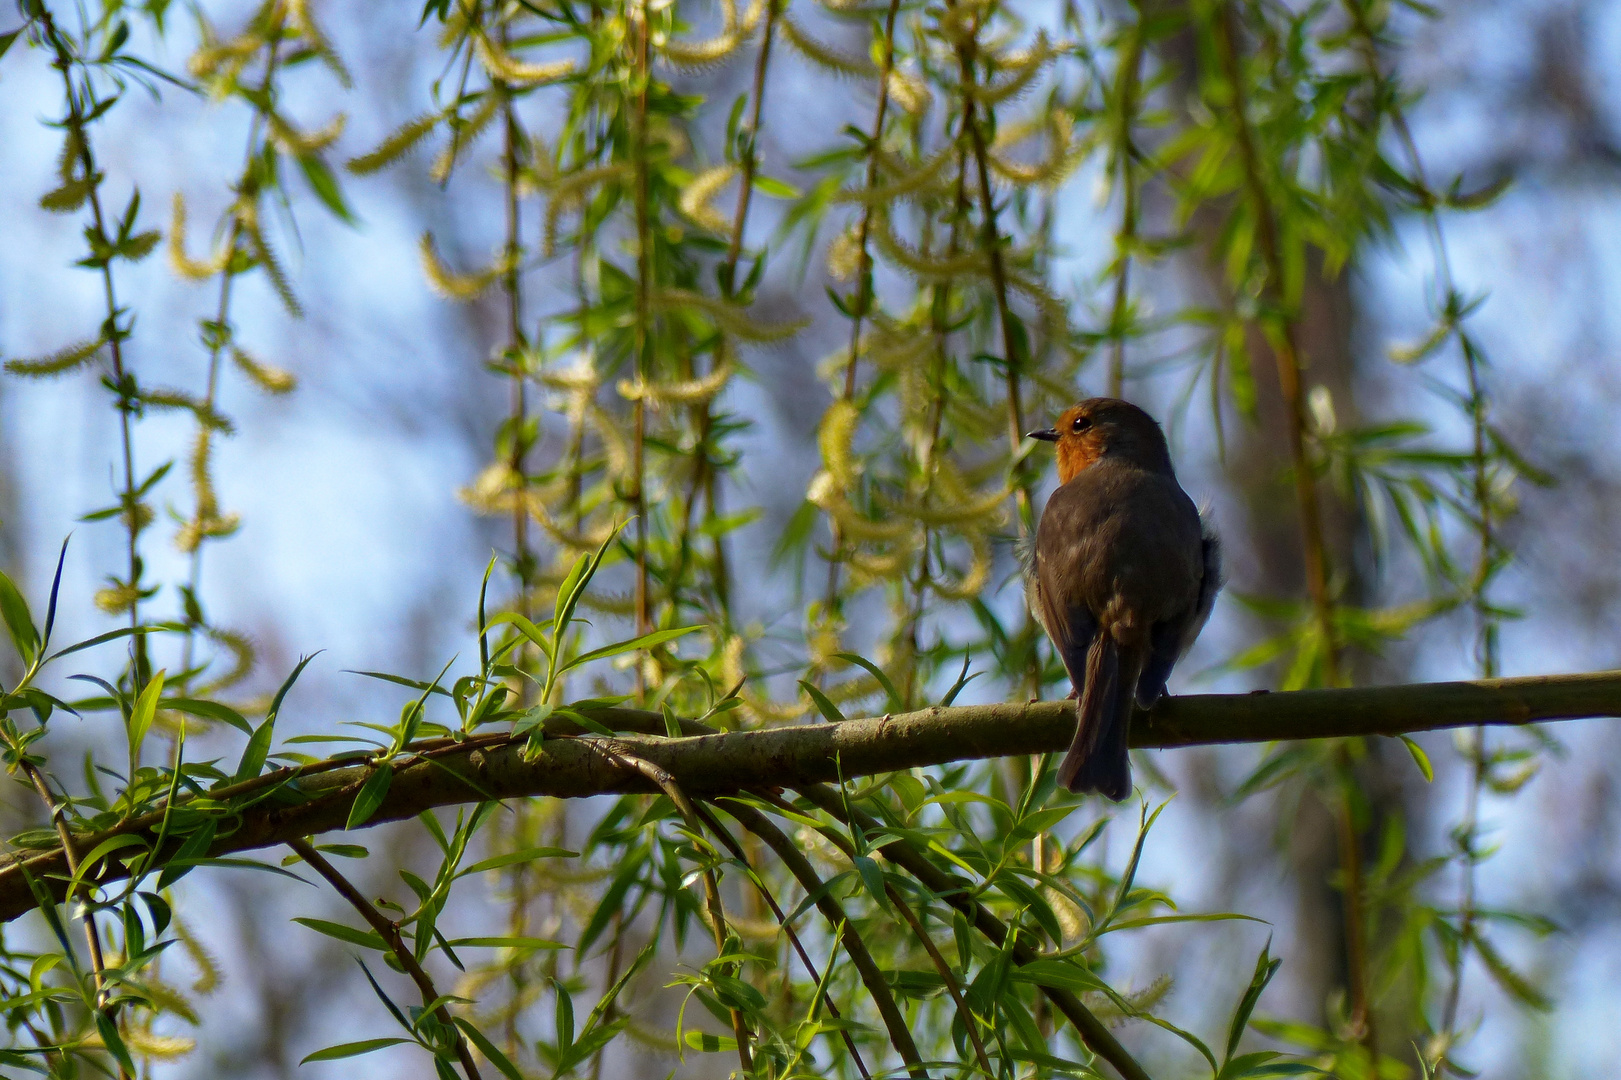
[1071, 415, 1092, 434]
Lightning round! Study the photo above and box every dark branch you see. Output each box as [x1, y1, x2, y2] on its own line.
[3, 669, 1618, 924]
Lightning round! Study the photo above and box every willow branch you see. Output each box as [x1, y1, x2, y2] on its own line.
[286, 838, 484, 1080]
[757, 790, 993, 1074]
[591, 744, 753, 1075]
[5, 670, 1621, 923]
[718, 799, 929, 1078]
[793, 784, 1151, 1080]
[692, 802, 876, 1080]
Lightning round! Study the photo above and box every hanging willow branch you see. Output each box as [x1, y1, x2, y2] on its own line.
[3, 669, 1619, 924]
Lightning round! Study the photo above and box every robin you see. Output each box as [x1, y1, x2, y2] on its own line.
[1025, 398, 1221, 800]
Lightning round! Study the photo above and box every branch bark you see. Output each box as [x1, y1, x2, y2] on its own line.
[3, 669, 1619, 923]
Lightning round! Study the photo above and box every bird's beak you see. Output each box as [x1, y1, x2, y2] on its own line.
[1026, 428, 1060, 442]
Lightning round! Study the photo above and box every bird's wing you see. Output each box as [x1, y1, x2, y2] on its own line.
[1135, 512, 1223, 707]
[1031, 503, 1099, 693]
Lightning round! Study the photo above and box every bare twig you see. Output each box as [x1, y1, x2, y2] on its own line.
[591, 744, 754, 1075]
[692, 801, 876, 1080]
[286, 838, 484, 1080]
[719, 798, 930, 1078]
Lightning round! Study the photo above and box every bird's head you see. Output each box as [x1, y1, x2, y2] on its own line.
[1026, 398, 1174, 484]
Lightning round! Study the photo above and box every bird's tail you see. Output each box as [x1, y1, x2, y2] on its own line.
[1056, 634, 1141, 801]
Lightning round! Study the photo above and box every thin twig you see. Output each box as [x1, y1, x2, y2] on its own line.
[763, 791, 993, 1074]
[793, 784, 1153, 1080]
[719, 798, 930, 1079]
[287, 838, 485, 1080]
[630, 0, 654, 699]
[1105, 15, 1144, 400]
[1209, 3, 1371, 1053]
[823, 0, 906, 610]
[692, 801, 876, 1080]
[40, 10, 147, 685]
[592, 744, 754, 1075]
[947, 0, 1032, 531]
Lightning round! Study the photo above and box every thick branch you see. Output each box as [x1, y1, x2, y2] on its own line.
[2, 670, 1618, 923]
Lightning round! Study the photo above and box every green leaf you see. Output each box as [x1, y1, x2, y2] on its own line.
[1397, 734, 1434, 782]
[798, 680, 845, 723]
[562, 625, 702, 674]
[0, 569, 38, 663]
[453, 1018, 523, 1080]
[833, 652, 903, 714]
[1226, 943, 1281, 1063]
[459, 847, 577, 876]
[236, 654, 318, 782]
[298, 152, 357, 223]
[162, 697, 252, 736]
[683, 1029, 737, 1053]
[484, 611, 555, 659]
[1011, 959, 1109, 995]
[347, 763, 394, 829]
[96, 1012, 137, 1075]
[293, 917, 387, 951]
[444, 936, 567, 950]
[753, 175, 800, 199]
[300, 1038, 411, 1063]
[127, 669, 166, 764]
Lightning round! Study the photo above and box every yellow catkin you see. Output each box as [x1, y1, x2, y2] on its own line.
[230, 346, 296, 394]
[4, 338, 101, 378]
[818, 400, 860, 487]
[662, 0, 754, 69]
[833, 146, 955, 207]
[779, 15, 876, 78]
[168, 194, 228, 280]
[651, 289, 809, 341]
[989, 112, 1079, 188]
[809, 473, 916, 544]
[869, 207, 989, 279]
[886, 69, 933, 116]
[542, 164, 632, 255]
[419, 232, 516, 300]
[347, 112, 442, 174]
[475, 33, 576, 85]
[826, 225, 864, 281]
[618, 358, 732, 405]
[931, 533, 992, 601]
[677, 164, 737, 233]
[117, 1030, 197, 1060]
[429, 91, 501, 184]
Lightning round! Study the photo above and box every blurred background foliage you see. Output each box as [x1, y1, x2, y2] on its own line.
[0, 0, 1616, 1075]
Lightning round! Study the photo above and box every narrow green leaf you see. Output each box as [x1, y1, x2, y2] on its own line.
[798, 680, 845, 723]
[833, 652, 902, 713]
[561, 625, 702, 674]
[127, 668, 167, 764]
[683, 1029, 737, 1052]
[300, 1038, 411, 1063]
[347, 763, 394, 828]
[298, 152, 357, 223]
[444, 936, 567, 950]
[1225, 943, 1281, 1063]
[163, 697, 252, 735]
[453, 1018, 523, 1080]
[1398, 735, 1434, 782]
[293, 917, 387, 951]
[459, 847, 577, 876]
[0, 569, 38, 663]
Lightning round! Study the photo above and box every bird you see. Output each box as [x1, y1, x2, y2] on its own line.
[1024, 398, 1221, 800]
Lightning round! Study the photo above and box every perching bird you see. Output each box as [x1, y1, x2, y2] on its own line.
[1025, 398, 1221, 800]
